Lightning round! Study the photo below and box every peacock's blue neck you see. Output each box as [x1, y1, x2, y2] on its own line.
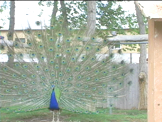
[49, 88, 59, 110]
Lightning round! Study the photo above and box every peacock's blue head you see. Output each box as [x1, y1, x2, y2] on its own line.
[52, 85, 55, 90]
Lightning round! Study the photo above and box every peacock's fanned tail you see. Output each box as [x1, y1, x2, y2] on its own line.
[0, 21, 132, 115]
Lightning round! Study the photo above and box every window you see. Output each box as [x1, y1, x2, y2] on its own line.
[15, 38, 26, 43]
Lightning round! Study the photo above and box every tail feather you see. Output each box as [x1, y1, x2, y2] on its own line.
[0, 21, 132, 114]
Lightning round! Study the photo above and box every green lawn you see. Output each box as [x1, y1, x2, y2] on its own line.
[0, 108, 147, 122]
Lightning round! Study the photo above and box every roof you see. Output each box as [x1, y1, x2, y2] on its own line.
[135, 1, 162, 18]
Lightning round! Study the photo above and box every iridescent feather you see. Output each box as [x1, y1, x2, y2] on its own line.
[0, 21, 133, 121]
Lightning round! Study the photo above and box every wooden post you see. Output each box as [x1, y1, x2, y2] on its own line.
[148, 18, 162, 122]
[130, 53, 132, 64]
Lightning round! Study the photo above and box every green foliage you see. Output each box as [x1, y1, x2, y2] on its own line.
[0, 1, 10, 27]
[65, 1, 87, 29]
[97, 2, 127, 29]
[38, 1, 138, 31]
[0, 1, 8, 13]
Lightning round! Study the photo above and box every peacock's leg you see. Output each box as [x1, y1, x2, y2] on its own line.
[56, 111, 60, 122]
[52, 111, 55, 122]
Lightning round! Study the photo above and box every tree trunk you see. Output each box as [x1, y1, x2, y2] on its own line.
[86, 1, 96, 37]
[50, 1, 58, 26]
[135, 2, 148, 110]
[60, 1, 68, 34]
[7, 1, 15, 67]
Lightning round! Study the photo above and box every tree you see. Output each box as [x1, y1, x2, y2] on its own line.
[60, 1, 68, 33]
[96, 1, 137, 36]
[86, 1, 96, 37]
[38, 1, 135, 32]
[50, 1, 58, 26]
[7, 1, 15, 67]
[134, 1, 147, 110]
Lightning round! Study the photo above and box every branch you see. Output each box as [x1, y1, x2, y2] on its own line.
[107, 34, 148, 42]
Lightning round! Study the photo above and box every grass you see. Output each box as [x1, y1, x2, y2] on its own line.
[0, 107, 147, 122]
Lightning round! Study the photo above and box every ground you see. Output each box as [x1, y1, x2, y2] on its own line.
[0, 108, 147, 122]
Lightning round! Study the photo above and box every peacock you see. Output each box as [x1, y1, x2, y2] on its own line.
[0, 21, 133, 122]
